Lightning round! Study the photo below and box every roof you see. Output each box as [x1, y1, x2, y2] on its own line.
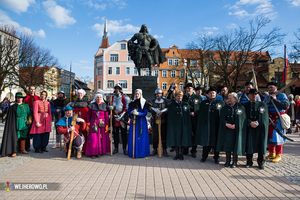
[99, 37, 109, 48]
[74, 79, 91, 90]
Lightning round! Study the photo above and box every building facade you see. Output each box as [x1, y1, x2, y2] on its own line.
[57, 68, 75, 98]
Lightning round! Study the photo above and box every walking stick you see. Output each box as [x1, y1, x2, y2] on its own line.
[132, 114, 136, 158]
[110, 109, 113, 156]
[58, 111, 62, 151]
[67, 114, 78, 160]
[156, 116, 162, 158]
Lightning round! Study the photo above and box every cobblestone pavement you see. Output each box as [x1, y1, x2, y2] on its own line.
[0, 123, 299, 199]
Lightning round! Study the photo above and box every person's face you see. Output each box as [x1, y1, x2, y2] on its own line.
[78, 92, 83, 99]
[52, 97, 55, 100]
[16, 97, 23, 104]
[244, 84, 253, 94]
[185, 87, 194, 95]
[135, 91, 141, 99]
[268, 85, 277, 94]
[208, 91, 216, 99]
[175, 94, 183, 102]
[72, 90, 76, 95]
[58, 93, 63, 98]
[195, 90, 201, 95]
[156, 93, 162, 98]
[40, 92, 46, 100]
[29, 86, 35, 95]
[115, 88, 120, 93]
[141, 25, 147, 32]
[65, 110, 73, 117]
[221, 87, 228, 95]
[248, 93, 258, 102]
[228, 95, 237, 105]
[96, 95, 103, 103]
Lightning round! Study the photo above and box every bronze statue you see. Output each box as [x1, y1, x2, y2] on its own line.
[128, 24, 166, 76]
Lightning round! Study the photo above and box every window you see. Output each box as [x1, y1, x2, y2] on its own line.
[209, 54, 214, 59]
[154, 70, 159, 77]
[9, 39, 13, 46]
[242, 55, 247, 60]
[145, 70, 150, 76]
[191, 60, 197, 66]
[96, 56, 103, 64]
[119, 80, 128, 89]
[134, 67, 138, 75]
[162, 70, 167, 77]
[179, 83, 184, 91]
[162, 83, 167, 90]
[108, 67, 112, 75]
[171, 70, 176, 78]
[180, 70, 184, 78]
[107, 80, 114, 88]
[97, 67, 102, 75]
[121, 44, 126, 50]
[98, 80, 101, 89]
[174, 59, 179, 66]
[128, 54, 132, 61]
[110, 54, 119, 62]
[195, 71, 201, 78]
[126, 67, 130, 75]
[227, 55, 231, 59]
[116, 67, 120, 75]
[168, 59, 173, 65]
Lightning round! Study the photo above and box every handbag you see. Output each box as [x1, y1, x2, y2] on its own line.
[99, 119, 105, 128]
[271, 100, 290, 129]
[92, 123, 98, 133]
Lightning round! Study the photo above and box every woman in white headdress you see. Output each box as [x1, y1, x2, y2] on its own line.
[127, 89, 150, 158]
[86, 93, 110, 158]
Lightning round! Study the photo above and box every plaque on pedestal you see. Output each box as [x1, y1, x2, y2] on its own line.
[132, 76, 157, 101]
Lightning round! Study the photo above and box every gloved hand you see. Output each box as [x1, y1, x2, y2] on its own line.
[105, 125, 109, 132]
[76, 118, 85, 123]
[86, 123, 90, 132]
[131, 109, 139, 116]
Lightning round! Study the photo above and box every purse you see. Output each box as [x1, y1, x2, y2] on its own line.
[92, 123, 98, 133]
[271, 100, 290, 129]
[99, 119, 105, 128]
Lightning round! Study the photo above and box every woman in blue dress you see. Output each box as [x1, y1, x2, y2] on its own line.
[128, 89, 150, 158]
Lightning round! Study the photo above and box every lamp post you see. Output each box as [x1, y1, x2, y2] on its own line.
[8, 74, 13, 100]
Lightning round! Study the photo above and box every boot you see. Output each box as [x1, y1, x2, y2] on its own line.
[113, 148, 118, 154]
[20, 140, 28, 154]
[246, 154, 253, 168]
[272, 154, 282, 162]
[151, 149, 157, 156]
[179, 147, 184, 160]
[190, 146, 197, 158]
[265, 152, 276, 160]
[231, 154, 238, 168]
[77, 151, 82, 159]
[123, 149, 128, 155]
[173, 147, 179, 160]
[163, 149, 169, 157]
[224, 152, 231, 167]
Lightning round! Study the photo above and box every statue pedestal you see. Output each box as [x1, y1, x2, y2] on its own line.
[132, 76, 157, 101]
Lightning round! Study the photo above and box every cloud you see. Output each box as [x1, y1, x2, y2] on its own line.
[0, 9, 20, 27]
[0, 0, 35, 14]
[204, 27, 219, 31]
[42, 0, 76, 28]
[153, 34, 164, 39]
[79, 60, 90, 64]
[287, 0, 300, 6]
[80, 66, 93, 69]
[33, 29, 46, 38]
[228, 10, 250, 18]
[227, 23, 238, 29]
[85, 0, 107, 10]
[92, 19, 140, 37]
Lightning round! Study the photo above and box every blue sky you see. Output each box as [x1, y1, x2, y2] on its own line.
[0, 0, 300, 79]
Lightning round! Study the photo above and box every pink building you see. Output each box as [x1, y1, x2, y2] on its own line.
[94, 18, 136, 95]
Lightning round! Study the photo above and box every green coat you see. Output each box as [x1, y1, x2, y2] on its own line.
[16, 103, 31, 139]
[195, 98, 225, 146]
[243, 101, 269, 154]
[183, 93, 202, 132]
[167, 101, 192, 147]
[216, 104, 247, 155]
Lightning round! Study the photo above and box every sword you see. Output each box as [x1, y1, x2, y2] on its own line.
[269, 117, 294, 142]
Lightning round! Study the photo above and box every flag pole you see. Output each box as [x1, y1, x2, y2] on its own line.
[284, 44, 287, 87]
[70, 61, 72, 102]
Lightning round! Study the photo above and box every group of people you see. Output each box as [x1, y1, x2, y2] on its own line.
[0, 80, 292, 170]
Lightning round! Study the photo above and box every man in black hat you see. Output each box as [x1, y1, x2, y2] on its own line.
[182, 83, 202, 157]
[244, 89, 268, 169]
[195, 86, 206, 101]
[264, 82, 289, 163]
[195, 87, 224, 163]
[238, 82, 261, 105]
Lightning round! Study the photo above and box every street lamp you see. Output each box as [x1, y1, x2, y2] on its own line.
[8, 74, 13, 100]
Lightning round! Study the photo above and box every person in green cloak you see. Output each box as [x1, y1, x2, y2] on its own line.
[216, 92, 247, 168]
[167, 90, 192, 160]
[243, 89, 269, 169]
[195, 87, 225, 164]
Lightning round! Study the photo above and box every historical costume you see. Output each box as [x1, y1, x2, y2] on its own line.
[128, 89, 150, 158]
[149, 88, 170, 157]
[217, 92, 247, 168]
[238, 82, 261, 105]
[264, 82, 289, 162]
[51, 90, 67, 149]
[56, 106, 86, 159]
[70, 89, 89, 153]
[244, 89, 268, 169]
[182, 83, 202, 157]
[195, 87, 225, 163]
[86, 93, 110, 158]
[167, 90, 193, 160]
[1, 93, 32, 157]
[108, 84, 130, 155]
[29, 91, 52, 153]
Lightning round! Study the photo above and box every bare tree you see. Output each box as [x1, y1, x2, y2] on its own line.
[78, 76, 93, 84]
[290, 28, 300, 61]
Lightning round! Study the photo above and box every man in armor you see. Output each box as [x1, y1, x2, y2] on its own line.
[108, 84, 130, 155]
[149, 88, 170, 157]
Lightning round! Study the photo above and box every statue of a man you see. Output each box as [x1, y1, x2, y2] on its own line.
[128, 24, 166, 76]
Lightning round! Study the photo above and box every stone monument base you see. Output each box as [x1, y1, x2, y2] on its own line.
[132, 76, 157, 101]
